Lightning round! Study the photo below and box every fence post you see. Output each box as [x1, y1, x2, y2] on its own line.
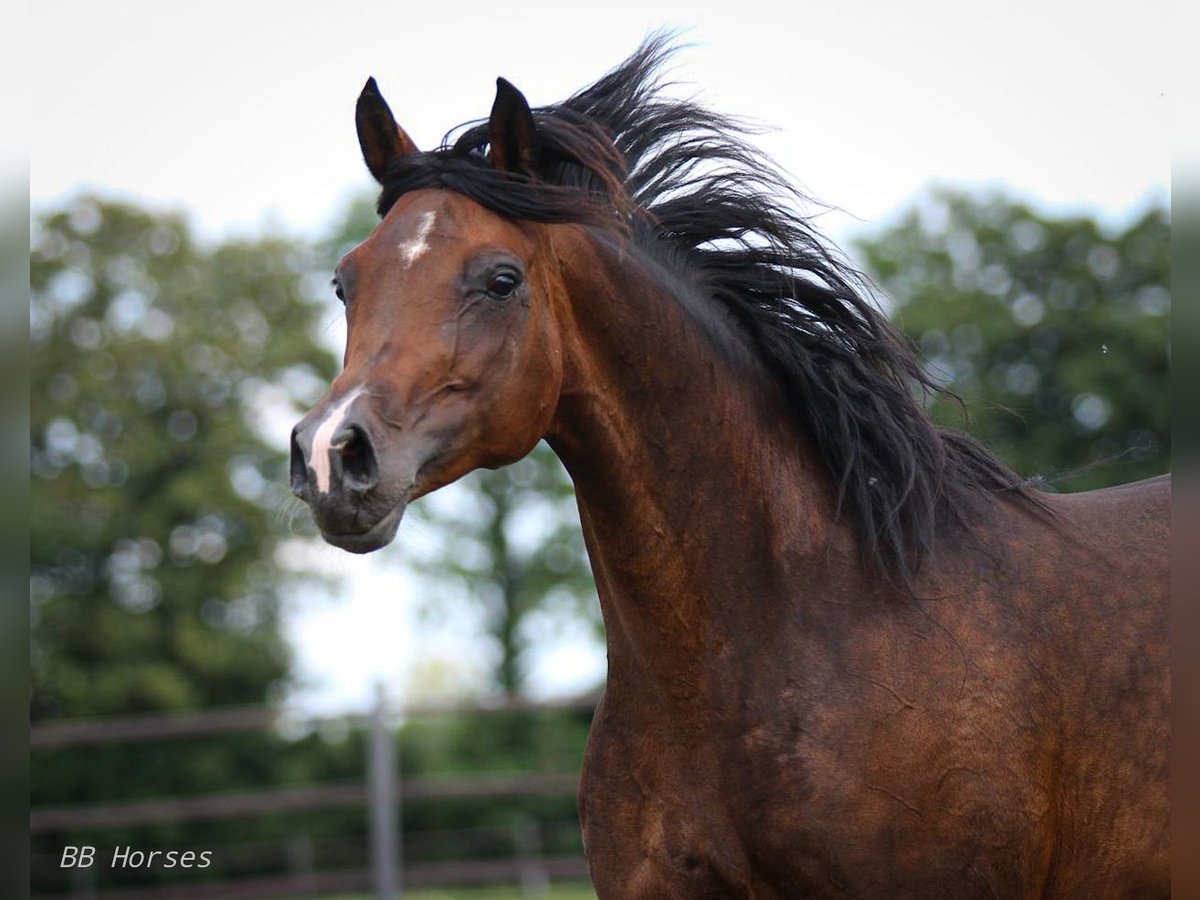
[285, 835, 316, 896]
[514, 818, 549, 898]
[68, 859, 96, 900]
[368, 682, 400, 900]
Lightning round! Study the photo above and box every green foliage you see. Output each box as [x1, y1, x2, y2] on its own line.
[403, 706, 592, 778]
[398, 707, 591, 860]
[29, 196, 342, 892]
[856, 189, 1170, 491]
[408, 448, 599, 697]
[31, 196, 337, 719]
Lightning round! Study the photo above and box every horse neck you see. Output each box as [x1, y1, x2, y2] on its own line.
[545, 228, 860, 687]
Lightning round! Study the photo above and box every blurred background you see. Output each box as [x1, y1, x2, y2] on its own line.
[28, 1, 1169, 898]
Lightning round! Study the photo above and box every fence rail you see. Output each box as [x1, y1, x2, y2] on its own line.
[30, 706, 280, 750]
[30, 691, 600, 750]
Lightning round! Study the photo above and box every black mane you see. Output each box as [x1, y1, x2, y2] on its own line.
[375, 35, 1035, 586]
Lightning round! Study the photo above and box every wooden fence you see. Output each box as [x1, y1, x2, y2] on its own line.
[30, 689, 600, 900]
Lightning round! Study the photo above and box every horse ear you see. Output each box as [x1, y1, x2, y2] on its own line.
[488, 77, 539, 176]
[355, 77, 419, 185]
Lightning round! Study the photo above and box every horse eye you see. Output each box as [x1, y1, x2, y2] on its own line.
[486, 268, 522, 300]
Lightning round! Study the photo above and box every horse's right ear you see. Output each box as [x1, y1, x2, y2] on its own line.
[355, 77, 419, 185]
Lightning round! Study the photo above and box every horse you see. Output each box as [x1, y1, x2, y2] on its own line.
[289, 38, 1170, 898]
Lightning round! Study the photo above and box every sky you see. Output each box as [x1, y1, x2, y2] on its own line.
[30, 0, 1170, 713]
[32, 0, 1168, 244]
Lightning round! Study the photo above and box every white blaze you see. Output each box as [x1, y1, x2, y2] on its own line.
[310, 386, 364, 493]
[398, 211, 437, 267]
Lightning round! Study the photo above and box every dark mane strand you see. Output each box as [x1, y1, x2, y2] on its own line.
[375, 34, 1040, 586]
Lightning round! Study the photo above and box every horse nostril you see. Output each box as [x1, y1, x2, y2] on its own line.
[336, 425, 379, 492]
[290, 429, 310, 499]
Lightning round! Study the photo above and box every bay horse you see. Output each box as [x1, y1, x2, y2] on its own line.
[290, 38, 1170, 897]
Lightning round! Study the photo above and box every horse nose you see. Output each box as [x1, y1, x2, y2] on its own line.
[330, 423, 380, 492]
[290, 409, 380, 500]
[290, 425, 312, 499]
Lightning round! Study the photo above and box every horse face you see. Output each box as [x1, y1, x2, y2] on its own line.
[290, 187, 563, 552]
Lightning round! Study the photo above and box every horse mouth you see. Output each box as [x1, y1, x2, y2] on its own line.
[320, 502, 407, 554]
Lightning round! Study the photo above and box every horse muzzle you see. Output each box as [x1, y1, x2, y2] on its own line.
[290, 394, 410, 553]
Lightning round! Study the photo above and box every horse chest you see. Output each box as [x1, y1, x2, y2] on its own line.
[578, 685, 1056, 899]
[578, 707, 761, 898]
[577, 694, 864, 898]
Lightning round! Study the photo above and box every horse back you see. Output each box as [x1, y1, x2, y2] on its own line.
[1013, 473, 1170, 895]
[1048, 472, 1170, 548]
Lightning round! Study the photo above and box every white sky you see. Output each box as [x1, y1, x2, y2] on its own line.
[30, 0, 1170, 713]
[32, 0, 1168, 243]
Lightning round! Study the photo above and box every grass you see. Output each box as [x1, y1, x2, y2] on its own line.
[325, 885, 597, 900]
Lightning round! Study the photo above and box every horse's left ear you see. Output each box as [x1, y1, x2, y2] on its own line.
[488, 77, 539, 176]
[356, 77, 419, 185]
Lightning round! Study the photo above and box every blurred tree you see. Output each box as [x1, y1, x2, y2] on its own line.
[398, 705, 592, 862]
[29, 196, 349, 893]
[856, 189, 1170, 491]
[408, 451, 599, 697]
[30, 195, 337, 721]
[322, 196, 601, 697]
